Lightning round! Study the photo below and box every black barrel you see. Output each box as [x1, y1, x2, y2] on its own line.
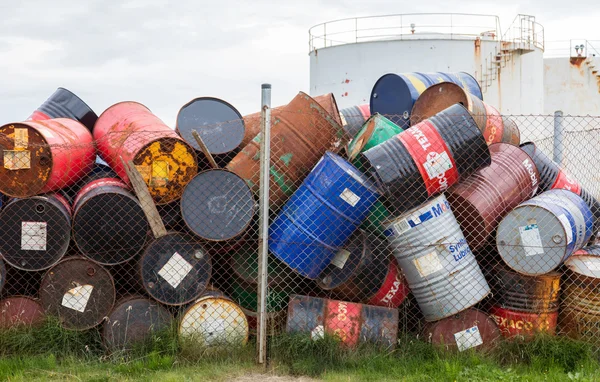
[0, 194, 71, 271]
[0, 258, 6, 294]
[72, 178, 150, 265]
[28, 87, 98, 132]
[139, 232, 211, 306]
[39, 257, 116, 330]
[521, 142, 600, 235]
[360, 103, 491, 215]
[103, 296, 172, 352]
[63, 162, 118, 205]
[181, 169, 255, 241]
[176, 97, 245, 168]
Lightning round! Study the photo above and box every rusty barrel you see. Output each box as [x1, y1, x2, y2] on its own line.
[93, 101, 198, 205]
[360, 104, 491, 217]
[139, 232, 211, 306]
[447, 143, 539, 250]
[0, 118, 95, 198]
[385, 195, 490, 321]
[560, 247, 600, 342]
[269, 151, 379, 279]
[370, 71, 482, 127]
[72, 178, 150, 265]
[181, 169, 255, 242]
[28, 87, 98, 132]
[176, 97, 245, 168]
[239, 93, 342, 149]
[0, 296, 45, 328]
[286, 295, 398, 348]
[0, 193, 71, 271]
[340, 104, 371, 139]
[179, 291, 249, 349]
[39, 257, 116, 330]
[411, 82, 520, 145]
[521, 142, 600, 235]
[497, 189, 593, 275]
[103, 296, 172, 352]
[227, 92, 345, 209]
[488, 265, 560, 338]
[424, 308, 500, 352]
[318, 231, 409, 308]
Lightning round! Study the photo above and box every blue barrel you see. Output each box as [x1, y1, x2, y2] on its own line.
[370, 72, 482, 127]
[497, 189, 593, 275]
[269, 151, 379, 279]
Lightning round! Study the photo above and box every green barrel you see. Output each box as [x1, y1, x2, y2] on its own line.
[347, 114, 403, 236]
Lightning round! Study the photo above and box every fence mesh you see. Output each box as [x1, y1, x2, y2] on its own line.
[0, 92, 600, 361]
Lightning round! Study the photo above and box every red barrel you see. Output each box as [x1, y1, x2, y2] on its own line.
[0, 296, 45, 328]
[447, 143, 539, 250]
[489, 306, 558, 338]
[0, 119, 95, 197]
[93, 102, 198, 205]
[28, 87, 98, 132]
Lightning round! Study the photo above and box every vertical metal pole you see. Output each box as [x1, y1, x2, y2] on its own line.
[257, 83, 272, 365]
[553, 110, 564, 166]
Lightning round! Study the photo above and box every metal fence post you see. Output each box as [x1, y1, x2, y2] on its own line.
[257, 83, 272, 365]
[553, 110, 564, 166]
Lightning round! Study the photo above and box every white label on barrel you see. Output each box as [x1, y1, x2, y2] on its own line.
[311, 325, 325, 341]
[340, 188, 360, 207]
[423, 151, 453, 180]
[158, 252, 193, 289]
[331, 249, 351, 269]
[557, 214, 574, 245]
[454, 326, 483, 352]
[585, 260, 600, 271]
[4, 150, 30, 170]
[519, 224, 544, 257]
[21, 222, 47, 251]
[61, 284, 94, 313]
[204, 318, 227, 345]
[413, 251, 443, 278]
[14, 128, 28, 149]
[393, 219, 411, 235]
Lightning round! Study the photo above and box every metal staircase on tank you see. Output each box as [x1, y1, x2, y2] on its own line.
[478, 14, 544, 93]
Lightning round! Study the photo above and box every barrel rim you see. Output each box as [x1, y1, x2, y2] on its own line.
[369, 73, 412, 118]
[95, 101, 153, 126]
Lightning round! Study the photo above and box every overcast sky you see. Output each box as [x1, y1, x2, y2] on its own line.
[1, 0, 599, 126]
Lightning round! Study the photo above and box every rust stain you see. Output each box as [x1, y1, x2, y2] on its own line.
[570, 57, 586, 68]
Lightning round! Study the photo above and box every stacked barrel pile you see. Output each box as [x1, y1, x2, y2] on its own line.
[0, 71, 599, 356]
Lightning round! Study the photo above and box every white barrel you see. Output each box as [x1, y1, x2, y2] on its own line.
[384, 194, 490, 322]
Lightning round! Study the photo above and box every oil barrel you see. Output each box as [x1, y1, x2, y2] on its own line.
[102, 296, 172, 352]
[340, 104, 371, 139]
[424, 308, 500, 352]
[286, 294, 398, 348]
[497, 189, 593, 275]
[0, 193, 71, 271]
[370, 72, 482, 127]
[181, 169, 255, 242]
[28, 87, 98, 132]
[385, 194, 490, 321]
[179, 292, 249, 349]
[72, 178, 150, 265]
[227, 92, 345, 209]
[447, 143, 539, 250]
[176, 97, 245, 168]
[318, 231, 408, 307]
[0, 296, 45, 328]
[0, 118, 95, 198]
[93, 101, 198, 205]
[139, 232, 211, 306]
[520, 142, 600, 236]
[411, 82, 520, 145]
[39, 257, 116, 330]
[360, 103, 491, 217]
[269, 151, 379, 279]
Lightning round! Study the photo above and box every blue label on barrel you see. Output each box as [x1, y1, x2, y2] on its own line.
[384, 196, 451, 238]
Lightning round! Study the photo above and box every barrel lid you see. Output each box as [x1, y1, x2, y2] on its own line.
[0, 296, 45, 328]
[347, 114, 403, 161]
[370, 73, 413, 126]
[181, 169, 255, 241]
[565, 250, 600, 279]
[176, 97, 245, 155]
[410, 82, 471, 126]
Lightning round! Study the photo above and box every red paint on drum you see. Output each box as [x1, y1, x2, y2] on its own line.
[367, 260, 410, 308]
[489, 305, 558, 338]
[324, 299, 362, 347]
[552, 169, 582, 195]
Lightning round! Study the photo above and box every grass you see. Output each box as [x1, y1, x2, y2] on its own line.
[1, 320, 600, 381]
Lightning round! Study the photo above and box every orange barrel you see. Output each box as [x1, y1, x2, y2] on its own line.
[410, 82, 520, 146]
[239, 93, 342, 148]
[447, 143, 539, 251]
[93, 102, 198, 205]
[424, 308, 500, 352]
[227, 92, 345, 208]
[0, 296, 45, 328]
[0, 119, 95, 197]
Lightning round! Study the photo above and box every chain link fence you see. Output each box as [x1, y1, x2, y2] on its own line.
[1, 86, 600, 363]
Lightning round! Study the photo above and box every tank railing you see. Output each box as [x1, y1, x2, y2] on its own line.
[544, 40, 600, 58]
[502, 14, 545, 52]
[308, 13, 502, 52]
